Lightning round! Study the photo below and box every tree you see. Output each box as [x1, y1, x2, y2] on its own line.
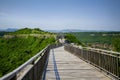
[112, 37, 120, 52]
[65, 34, 84, 46]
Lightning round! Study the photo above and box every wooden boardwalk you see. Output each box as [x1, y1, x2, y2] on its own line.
[44, 46, 112, 80]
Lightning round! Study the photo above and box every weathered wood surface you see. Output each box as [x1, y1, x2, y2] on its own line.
[44, 46, 112, 80]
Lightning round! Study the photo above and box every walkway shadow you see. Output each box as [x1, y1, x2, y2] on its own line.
[52, 49, 60, 80]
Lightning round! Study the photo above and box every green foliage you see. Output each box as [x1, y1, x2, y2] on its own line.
[112, 37, 120, 52]
[0, 32, 8, 37]
[0, 36, 55, 77]
[8, 28, 48, 34]
[72, 32, 115, 44]
[71, 32, 120, 51]
[65, 34, 83, 45]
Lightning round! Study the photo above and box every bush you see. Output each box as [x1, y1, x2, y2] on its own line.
[0, 36, 55, 77]
[65, 34, 83, 45]
[112, 37, 120, 52]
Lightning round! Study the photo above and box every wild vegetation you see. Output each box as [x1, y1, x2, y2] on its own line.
[8, 28, 47, 34]
[0, 28, 56, 77]
[112, 37, 120, 52]
[65, 34, 84, 46]
[0, 32, 8, 37]
[71, 32, 120, 52]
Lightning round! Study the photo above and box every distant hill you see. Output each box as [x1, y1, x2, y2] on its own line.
[71, 32, 120, 51]
[3, 28, 55, 39]
[0, 28, 56, 77]
[0, 32, 8, 37]
[6, 28, 51, 35]
[46, 30, 61, 33]
[14, 28, 45, 34]
[60, 29, 84, 32]
[47, 29, 120, 33]
[0, 28, 18, 32]
[6, 28, 18, 32]
[47, 29, 82, 33]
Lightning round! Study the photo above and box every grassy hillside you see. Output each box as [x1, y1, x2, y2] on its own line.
[72, 32, 116, 44]
[0, 32, 8, 37]
[0, 28, 55, 77]
[112, 37, 120, 52]
[4, 28, 55, 38]
[65, 34, 84, 46]
[10, 28, 47, 34]
[71, 32, 120, 51]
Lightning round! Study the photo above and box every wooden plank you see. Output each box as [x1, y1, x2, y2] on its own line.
[45, 46, 112, 80]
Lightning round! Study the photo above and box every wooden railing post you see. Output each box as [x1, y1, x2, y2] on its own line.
[64, 44, 120, 80]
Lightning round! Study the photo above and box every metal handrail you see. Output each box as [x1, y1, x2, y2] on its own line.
[0, 43, 63, 80]
[0, 45, 49, 80]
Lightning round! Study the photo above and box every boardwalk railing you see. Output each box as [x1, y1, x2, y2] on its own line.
[0, 43, 62, 80]
[64, 44, 120, 80]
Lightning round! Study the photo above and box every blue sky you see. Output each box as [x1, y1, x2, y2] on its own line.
[0, 0, 120, 31]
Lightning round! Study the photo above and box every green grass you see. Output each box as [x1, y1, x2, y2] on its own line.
[70, 32, 120, 51]
[0, 32, 8, 37]
[72, 32, 115, 44]
[65, 34, 84, 46]
[0, 36, 55, 77]
[112, 37, 120, 52]
[9, 28, 49, 34]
